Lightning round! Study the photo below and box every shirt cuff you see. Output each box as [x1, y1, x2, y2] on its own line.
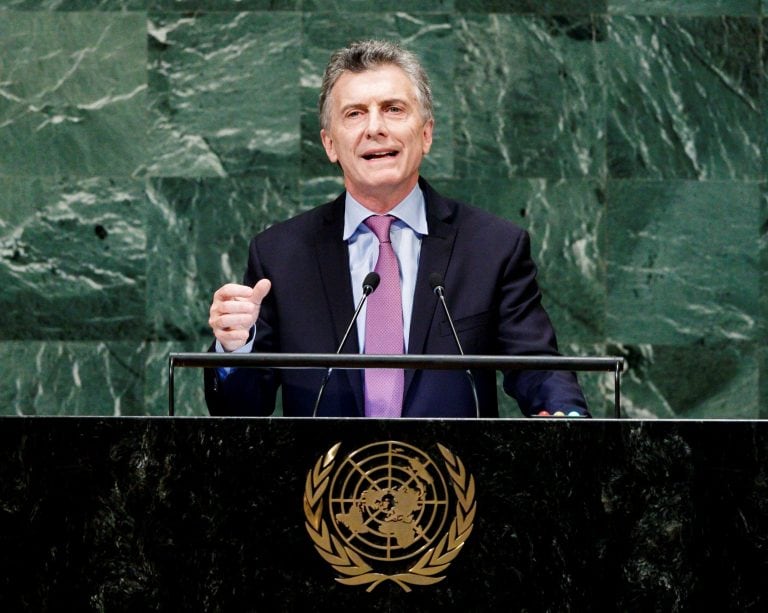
[215, 326, 256, 380]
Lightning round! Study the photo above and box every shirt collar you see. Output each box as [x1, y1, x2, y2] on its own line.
[343, 183, 428, 240]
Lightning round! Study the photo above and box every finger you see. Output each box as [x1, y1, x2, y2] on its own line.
[216, 326, 251, 341]
[250, 278, 271, 305]
[212, 313, 257, 331]
[211, 299, 259, 316]
[216, 329, 252, 352]
[214, 283, 254, 301]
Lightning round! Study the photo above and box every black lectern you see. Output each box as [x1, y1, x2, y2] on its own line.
[1, 416, 767, 611]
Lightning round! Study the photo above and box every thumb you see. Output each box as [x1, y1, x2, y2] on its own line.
[251, 278, 271, 305]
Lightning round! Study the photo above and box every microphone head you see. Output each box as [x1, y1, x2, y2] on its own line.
[429, 272, 444, 294]
[362, 271, 380, 295]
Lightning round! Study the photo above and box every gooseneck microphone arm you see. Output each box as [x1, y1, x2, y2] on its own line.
[312, 272, 380, 417]
[429, 273, 481, 418]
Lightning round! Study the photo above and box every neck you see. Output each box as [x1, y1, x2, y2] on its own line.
[346, 179, 419, 214]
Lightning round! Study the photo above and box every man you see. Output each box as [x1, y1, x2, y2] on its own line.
[205, 39, 588, 418]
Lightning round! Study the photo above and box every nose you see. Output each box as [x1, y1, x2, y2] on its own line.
[365, 108, 387, 138]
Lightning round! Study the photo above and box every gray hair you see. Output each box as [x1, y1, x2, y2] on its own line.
[318, 39, 433, 130]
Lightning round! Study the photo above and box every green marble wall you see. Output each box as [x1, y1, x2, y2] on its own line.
[0, 1, 765, 418]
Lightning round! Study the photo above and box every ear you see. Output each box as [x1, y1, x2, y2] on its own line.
[421, 119, 434, 155]
[320, 128, 339, 164]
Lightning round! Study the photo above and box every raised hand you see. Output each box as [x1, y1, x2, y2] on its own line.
[208, 279, 272, 352]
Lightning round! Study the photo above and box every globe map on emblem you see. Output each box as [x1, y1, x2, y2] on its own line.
[328, 441, 450, 562]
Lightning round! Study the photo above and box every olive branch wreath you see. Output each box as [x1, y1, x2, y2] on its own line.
[303, 442, 476, 592]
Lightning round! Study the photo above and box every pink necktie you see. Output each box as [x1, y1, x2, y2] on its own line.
[363, 215, 404, 418]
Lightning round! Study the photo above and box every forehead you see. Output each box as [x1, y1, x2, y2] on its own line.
[330, 64, 418, 107]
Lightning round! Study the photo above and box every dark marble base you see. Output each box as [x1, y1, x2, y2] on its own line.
[0, 417, 766, 611]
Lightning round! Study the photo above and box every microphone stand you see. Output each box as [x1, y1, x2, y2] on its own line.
[430, 274, 481, 418]
[312, 273, 379, 417]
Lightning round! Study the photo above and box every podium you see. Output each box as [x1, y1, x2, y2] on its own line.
[1, 416, 767, 611]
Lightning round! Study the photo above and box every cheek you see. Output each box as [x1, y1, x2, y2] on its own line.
[334, 134, 357, 157]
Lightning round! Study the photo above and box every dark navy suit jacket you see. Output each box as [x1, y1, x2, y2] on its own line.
[204, 178, 588, 418]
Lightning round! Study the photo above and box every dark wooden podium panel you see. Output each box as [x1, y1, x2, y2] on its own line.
[1, 417, 766, 612]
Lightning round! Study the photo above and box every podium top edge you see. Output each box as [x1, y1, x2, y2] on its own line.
[168, 352, 625, 372]
[2, 416, 765, 425]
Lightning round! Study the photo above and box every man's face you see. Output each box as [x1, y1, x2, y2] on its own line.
[320, 64, 434, 212]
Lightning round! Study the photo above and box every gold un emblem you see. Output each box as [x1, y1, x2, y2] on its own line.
[303, 440, 476, 592]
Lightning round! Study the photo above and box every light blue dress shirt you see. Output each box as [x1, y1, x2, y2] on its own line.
[216, 184, 427, 360]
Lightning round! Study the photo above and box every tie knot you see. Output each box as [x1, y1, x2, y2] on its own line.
[364, 215, 395, 244]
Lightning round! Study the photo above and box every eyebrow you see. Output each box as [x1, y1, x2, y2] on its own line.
[339, 98, 412, 113]
[379, 98, 410, 108]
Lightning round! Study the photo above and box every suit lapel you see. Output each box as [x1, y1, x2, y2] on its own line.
[405, 183, 458, 396]
[313, 194, 365, 416]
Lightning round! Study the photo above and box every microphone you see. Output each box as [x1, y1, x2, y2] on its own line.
[312, 272, 380, 417]
[429, 273, 480, 418]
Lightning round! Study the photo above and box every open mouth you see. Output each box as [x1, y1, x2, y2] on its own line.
[362, 151, 398, 160]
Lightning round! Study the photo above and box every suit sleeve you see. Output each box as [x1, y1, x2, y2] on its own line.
[496, 230, 589, 416]
[204, 237, 280, 416]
